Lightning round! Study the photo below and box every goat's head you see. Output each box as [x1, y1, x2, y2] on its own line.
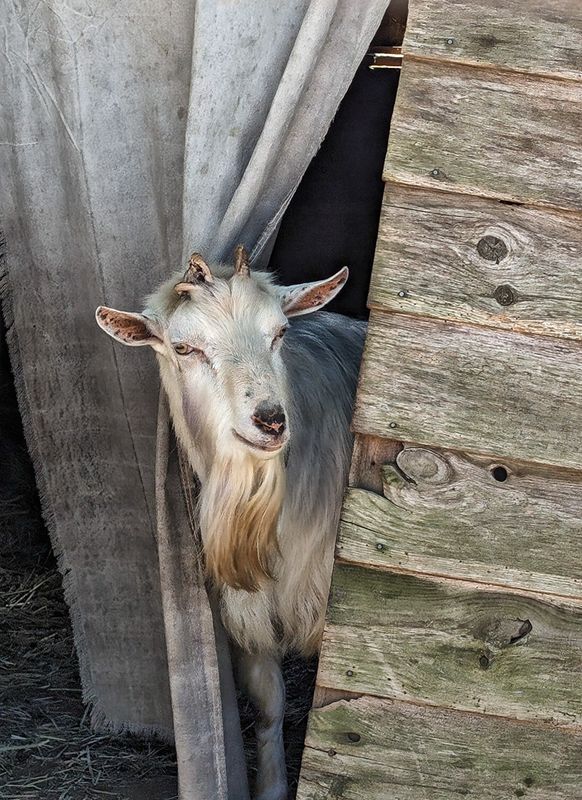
[95, 247, 348, 590]
[96, 246, 348, 462]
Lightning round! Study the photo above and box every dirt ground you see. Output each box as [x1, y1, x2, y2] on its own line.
[0, 317, 313, 800]
[0, 544, 179, 800]
[0, 544, 314, 799]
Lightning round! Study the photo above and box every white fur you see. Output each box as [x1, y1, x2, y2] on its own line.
[96, 260, 364, 800]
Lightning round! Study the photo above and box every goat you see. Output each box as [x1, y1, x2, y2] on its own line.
[96, 247, 366, 800]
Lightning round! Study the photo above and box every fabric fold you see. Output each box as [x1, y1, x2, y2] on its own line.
[0, 1, 391, 795]
[155, 393, 249, 799]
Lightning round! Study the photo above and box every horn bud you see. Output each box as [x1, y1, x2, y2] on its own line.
[174, 252, 213, 296]
[233, 244, 250, 277]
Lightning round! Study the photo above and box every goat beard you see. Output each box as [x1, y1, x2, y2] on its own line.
[199, 452, 285, 592]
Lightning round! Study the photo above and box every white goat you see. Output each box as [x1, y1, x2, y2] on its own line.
[96, 247, 366, 800]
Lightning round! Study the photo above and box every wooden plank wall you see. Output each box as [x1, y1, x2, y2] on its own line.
[297, 1, 582, 797]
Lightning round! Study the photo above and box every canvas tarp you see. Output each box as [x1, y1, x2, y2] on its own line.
[0, 0, 390, 796]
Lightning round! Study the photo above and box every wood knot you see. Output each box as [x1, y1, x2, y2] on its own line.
[396, 447, 453, 486]
[479, 652, 492, 670]
[477, 617, 533, 649]
[493, 284, 517, 306]
[473, 33, 500, 49]
[477, 235, 508, 263]
[509, 619, 533, 644]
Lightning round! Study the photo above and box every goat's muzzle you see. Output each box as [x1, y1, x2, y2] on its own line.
[251, 402, 286, 438]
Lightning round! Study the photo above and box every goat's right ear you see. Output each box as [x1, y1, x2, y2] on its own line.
[95, 306, 164, 353]
[277, 266, 349, 318]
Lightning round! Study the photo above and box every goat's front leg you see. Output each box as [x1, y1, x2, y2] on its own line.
[237, 651, 287, 800]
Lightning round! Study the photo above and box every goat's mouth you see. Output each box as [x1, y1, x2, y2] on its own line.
[232, 429, 286, 453]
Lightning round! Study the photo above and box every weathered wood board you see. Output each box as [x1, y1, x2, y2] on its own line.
[384, 59, 582, 212]
[301, 3, 582, 796]
[338, 444, 582, 599]
[348, 434, 401, 494]
[297, 697, 582, 800]
[404, 0, 582, 82]
[317, 564, 582, 725]
[353, 311, 582, 470]
[369, 185, 582, 340]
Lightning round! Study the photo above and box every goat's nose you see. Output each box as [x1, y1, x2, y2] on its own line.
[251, 402, 286, 437]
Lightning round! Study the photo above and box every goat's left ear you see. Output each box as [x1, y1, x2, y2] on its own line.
[95, 306, 164, 353]
[277, 266, 349, 318]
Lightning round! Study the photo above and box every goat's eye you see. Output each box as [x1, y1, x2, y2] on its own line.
[173, 342, 196, 356]
[271, 326, 288, 349]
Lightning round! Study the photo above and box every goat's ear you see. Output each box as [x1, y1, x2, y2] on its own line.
[277, 266, 349, 318]
[95, 306, 164, 353]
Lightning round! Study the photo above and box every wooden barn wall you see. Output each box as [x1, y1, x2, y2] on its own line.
[297, 1, 582, 797]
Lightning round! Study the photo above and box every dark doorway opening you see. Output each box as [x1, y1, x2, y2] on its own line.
[270, 2, 405, 320]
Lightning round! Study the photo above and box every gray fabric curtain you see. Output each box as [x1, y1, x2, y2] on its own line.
[0, 1, 390, 797]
